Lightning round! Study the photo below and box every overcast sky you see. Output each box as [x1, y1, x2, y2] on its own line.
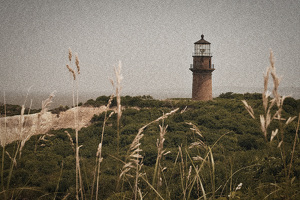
[0, 0, 299, 106]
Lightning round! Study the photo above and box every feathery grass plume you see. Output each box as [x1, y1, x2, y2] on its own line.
[2, 90, 56, 198]
[92, 94, 114, 200]
[33, 134, 54, 151]
[220, 164, 260, 197]
[260, 115, 267, 140]
[189, 141, 206, 150]
[186, 122, 204, 138]
[65, 131, 75, 152]
[243, 51, 287, 142]
[181, 106, 187, 114]
[119, 131, 144, 200]
[186, 145, 212, 200]
[241, 100, 255, 119]
[228, 183, 243, 198]
[192, 155, 205, 162]
[27, 99, 33, 115]
[114, 61, 123, 157]
[270, 129, 278, 142]
[235, 183, 242, 191]
[19, 91, 55, 157]
[152, 122, 169, 191]
[75, 54, 80, 74]
[119, 108, 179, 199]
[41, 91, 55, 114]
[179, 146, 198, 200]
[187, 122, 207, 151]
[285, 116, 296, 126]
[178, 146, 187, 199]
[66, 64, 76, 80]
[68, 48, 72, 62]
[187, 165, 192, 186]
[65, 49, 83, 200]
[263, 67, 271, 111]
[242, 50, 300, 198]
[91, 96, 115, 198]
[18, 105, 25, 141]
[186, 129, 230, 199]
[269, 52, 282, 108]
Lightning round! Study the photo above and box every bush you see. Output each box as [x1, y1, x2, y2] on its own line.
[244, 92, 262, 100]
[238, 134, 258, 150]
[283, 97, 299, 115]
[219, 92, 243, 100]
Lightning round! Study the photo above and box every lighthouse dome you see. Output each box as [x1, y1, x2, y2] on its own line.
[194, 34, 211, 44]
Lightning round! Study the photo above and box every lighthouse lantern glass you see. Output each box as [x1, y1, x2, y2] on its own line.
[194, 44, 211, 56]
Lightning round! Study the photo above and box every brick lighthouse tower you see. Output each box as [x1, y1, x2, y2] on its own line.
[190, 34, 215, 100]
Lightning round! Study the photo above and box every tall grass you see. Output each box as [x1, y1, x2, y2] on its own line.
[3, 48, 233, 199]
[0, 93, 6, 199]
[152, 121, 169, 194]
[1, 49, 298, 199]
[92, 94, 114, 200]
[118, 109, 178, 198]
[114, 62, 122, 157]
[0, 91, 55, 199]
[242, 51, 299, 199]
[66, 48, 83, 200]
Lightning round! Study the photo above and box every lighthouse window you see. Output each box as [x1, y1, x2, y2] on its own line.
[194, 44, 211, 56]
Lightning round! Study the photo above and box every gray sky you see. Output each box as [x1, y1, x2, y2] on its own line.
[1, 0, 299, 106]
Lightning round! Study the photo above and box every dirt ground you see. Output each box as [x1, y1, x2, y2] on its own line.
[0, 106, 107, 146]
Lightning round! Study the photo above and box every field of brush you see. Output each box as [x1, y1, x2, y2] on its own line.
[0, 93, 299, 200]
[0, 51, 299, 200]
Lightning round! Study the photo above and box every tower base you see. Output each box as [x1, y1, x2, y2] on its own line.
[192, 72, 213, 101]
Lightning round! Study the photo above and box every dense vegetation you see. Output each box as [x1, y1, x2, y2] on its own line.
[0, 103, 40, 117]
[1, 93, 299, 199]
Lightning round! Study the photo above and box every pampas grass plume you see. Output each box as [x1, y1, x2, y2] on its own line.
[66, 64, 76, 80]
[68, 48, 72, 62]
[75, 55, 80, 74]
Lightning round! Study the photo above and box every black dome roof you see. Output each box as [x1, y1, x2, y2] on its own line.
[194, 34, 210, 44]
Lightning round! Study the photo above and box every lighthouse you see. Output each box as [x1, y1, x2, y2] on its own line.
[190, 34, 215, 101]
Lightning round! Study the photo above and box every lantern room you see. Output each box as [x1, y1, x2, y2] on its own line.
[193, 34, 211, 56]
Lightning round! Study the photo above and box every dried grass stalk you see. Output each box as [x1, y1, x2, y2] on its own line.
[65, 131, 75, 152]
[286, 116, 297, 125]
[270, 129, 278, 142]
[93, 94, 114, 200]
[186, 122, 204, 138]
[152, 123, 168, 189]
[114, 61, 123, 157]
[68, 48, 72, 62]
[5, 151, 16, 167]
[243, 51, 289, 142]
[241, 100, 255, 119]
[75, 54, 80, 74]
[114, 61, 123, 121]
[186, 122, 206, 149]
[19, 92, 55, 157]
[66, 64, 76, 80]
[119, 108, 179, 200]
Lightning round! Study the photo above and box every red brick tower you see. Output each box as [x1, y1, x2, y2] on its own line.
[190, 34, 215, 100]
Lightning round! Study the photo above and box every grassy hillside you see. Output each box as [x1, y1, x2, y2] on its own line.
[1, 50, 299, 200]
[0, 93, 299, 200]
